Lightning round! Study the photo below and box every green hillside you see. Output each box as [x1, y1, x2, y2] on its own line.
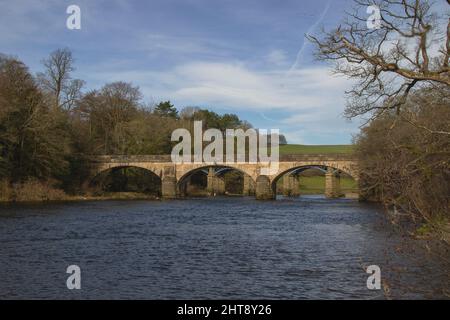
[279, 144, 354, 155]
[298, 176, 358, 194]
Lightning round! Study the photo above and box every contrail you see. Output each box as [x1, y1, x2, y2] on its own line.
[260, 113, 278, 122]
[287, 0, 331, 74]
[260, 1, 331, 123]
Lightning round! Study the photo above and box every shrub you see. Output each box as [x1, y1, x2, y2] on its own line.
[10, 179, 67, 202]
[355, 87, 450, 239]
[0, 179, 13, 201]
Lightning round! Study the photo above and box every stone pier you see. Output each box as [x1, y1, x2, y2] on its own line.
[243, 174, 255, 196]
[325, 168, 341, 198]
[161, 166, 177, 199]
[255, 175, 275, 200]
[207, 167, 215, 195]
[282, 174, 300, 197]
[178, 180, 187, 197]
[292, 175, 300, 197]
[213, 176, 225, 195]
[162, 176, 177, 199]
[207, 168, 225, 196]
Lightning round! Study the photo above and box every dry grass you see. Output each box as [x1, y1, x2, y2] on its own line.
[0, 179, 67, 202]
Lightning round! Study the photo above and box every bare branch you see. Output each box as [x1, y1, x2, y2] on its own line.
[308, 0, 450, 120]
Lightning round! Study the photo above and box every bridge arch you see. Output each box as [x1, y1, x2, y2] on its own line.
[177, 165, 256, 197]
[88, 165, 162, 195]
[271, 164, 358, 198]
[91, 164, 161, 180]
[87, 154, 359, 199]
[272, 164, 357, 184]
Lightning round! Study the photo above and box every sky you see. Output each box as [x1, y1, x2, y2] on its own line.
[0, 0, 362, 145]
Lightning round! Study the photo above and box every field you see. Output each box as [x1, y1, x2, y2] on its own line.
[276, 145, 357, 194]
[298, 176, 358, 194]
[279, 144, 354, 155]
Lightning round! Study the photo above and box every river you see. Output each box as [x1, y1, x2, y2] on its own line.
[0, 196, 448, 299]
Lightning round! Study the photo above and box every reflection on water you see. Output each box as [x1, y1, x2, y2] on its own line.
[0, 195, 448, 299]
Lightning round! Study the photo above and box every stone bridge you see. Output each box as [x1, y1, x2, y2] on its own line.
[88, 154, 359, 200]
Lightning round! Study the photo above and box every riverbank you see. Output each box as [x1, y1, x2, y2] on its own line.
[0, 192, 160, 204]
[383, 205, 450, 251]
[0, 180, 160, 203]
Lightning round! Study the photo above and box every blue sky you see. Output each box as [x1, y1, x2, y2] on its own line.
[0, 0, 361, 144]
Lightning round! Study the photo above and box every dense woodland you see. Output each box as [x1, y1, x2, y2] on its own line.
[355, 87, 450, 239]
[0, 49, 259, 199]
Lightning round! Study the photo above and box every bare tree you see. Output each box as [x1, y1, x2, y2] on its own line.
[37, 48, 85, 111]
[308, 0, 449, 128]
[0, 55, 70, 180]
[180, 106, 201, 119]
[77, 81, 143, 154]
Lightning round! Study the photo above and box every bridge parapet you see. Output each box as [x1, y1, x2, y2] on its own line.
[90, 154, 357, 163]
[90, 155, 172, 163]
[279, 154, 356, 162]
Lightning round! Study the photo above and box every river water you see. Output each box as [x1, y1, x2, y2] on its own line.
[0, 196, 448, 299]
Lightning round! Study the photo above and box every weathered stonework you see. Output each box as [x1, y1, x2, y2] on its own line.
[161, 176, 177, 199]
[87, 154, 359, 200]
[325, 169, 341, 198]
[243, 174, 256, 196]
[255, 175, 275, 200]
[207, 168, 226, 195]
[281, 174, 300, 197]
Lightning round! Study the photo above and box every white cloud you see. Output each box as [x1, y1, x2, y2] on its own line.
[169, 62, 350, 111]
[137, 34, 225, 57]
[84, 59, 359, 144]
[265, 49, 288, 66]
[87, 61, 350, 111]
